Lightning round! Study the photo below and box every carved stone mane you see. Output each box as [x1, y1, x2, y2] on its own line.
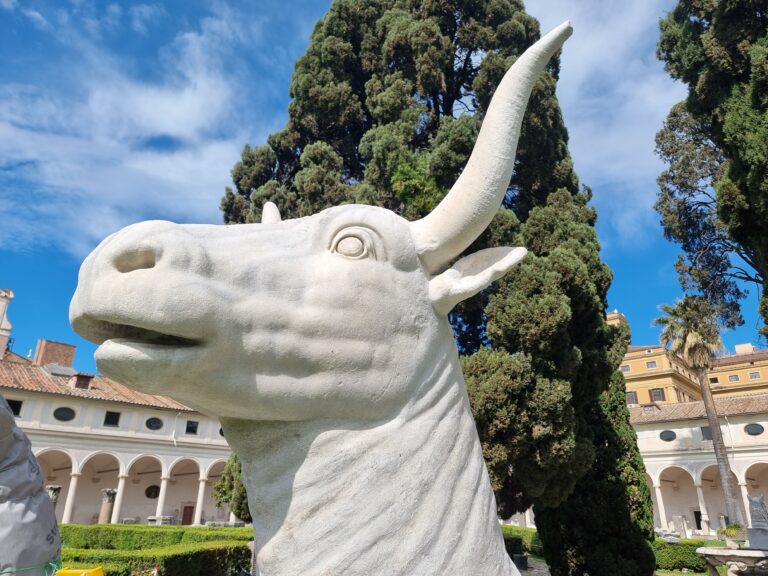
[70, 22, 573, 576]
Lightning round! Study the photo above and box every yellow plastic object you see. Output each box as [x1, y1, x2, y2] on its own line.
[55, 567, 104, 576]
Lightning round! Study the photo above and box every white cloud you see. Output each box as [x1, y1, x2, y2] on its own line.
[21, 8, 48, 29]
[130, 4, 164, 35]
[525, 0, 687, 249]
[0, 2, 281, 256]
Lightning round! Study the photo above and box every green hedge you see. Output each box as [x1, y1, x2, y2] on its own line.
[61, 540, 250, 576]
[500, 526, 720, 571]
[60, 524, 253, 550]
[500, 525, 543, 556]
[651, 539, 711, 572]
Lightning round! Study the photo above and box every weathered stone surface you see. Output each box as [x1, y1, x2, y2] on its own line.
[70, 22, 573, 576]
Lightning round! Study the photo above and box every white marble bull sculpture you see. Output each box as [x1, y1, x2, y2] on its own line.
[70, 23, 572, 576]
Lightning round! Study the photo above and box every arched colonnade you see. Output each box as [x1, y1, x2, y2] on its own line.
[35, 448, 232, 526]
[645, 461, 768, 534]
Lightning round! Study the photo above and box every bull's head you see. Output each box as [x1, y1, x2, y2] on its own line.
[70, 23, 572, 422]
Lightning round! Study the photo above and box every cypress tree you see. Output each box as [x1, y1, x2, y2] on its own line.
[656, 0, 768, 335]
[212, 453, 252, 523]
[219, 1, 654, 572]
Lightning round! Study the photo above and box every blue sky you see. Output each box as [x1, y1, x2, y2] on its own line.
[0, 0, 764, 374]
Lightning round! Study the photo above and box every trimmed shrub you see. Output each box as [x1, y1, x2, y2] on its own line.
[503, 534, 524, 556]
[500, 525, 543, 556]
[61, 540, 250, 576]
[651, 538, 708, 572]
[60, 524, 253, 550]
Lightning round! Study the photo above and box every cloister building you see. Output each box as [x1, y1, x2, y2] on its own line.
[2, 291, 768, 534]
[0, 290, 232, 526]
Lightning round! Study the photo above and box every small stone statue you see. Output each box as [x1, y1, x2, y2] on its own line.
[0, 395, 61, 571]
[750, 495, 768, 529]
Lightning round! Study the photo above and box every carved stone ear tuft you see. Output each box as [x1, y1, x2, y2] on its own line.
[262, 201, 282, 224]
[428, 247, 527, 315]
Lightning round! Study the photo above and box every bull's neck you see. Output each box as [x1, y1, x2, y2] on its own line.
[222, 332, 515, 576]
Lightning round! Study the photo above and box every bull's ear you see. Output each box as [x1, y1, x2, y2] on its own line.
[428, 247, 527, 315]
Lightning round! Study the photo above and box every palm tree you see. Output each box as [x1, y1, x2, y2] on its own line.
[654, 296, 744, 527]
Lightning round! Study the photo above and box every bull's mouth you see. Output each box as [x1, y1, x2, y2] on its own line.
[74, 317, 200, 348]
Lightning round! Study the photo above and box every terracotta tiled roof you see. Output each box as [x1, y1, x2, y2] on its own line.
[627, 345, 663, 353]
[1, 350, 32, 364]
[712, 349, 768, 367]
[0, 359, 193, 412]
[629, 394, 768, 424]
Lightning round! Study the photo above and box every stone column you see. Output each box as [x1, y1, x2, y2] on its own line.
[740, 483, 752, 528]
[695, 484, 711, 534]
[110, 475, 127, 524]
[194, 479, 207, 525]
[98, 488, 117, 524]
[229, 511, 237, 523]
[155, 476, 170, 518]
[61, 473, 80, 524]
[524, 508, 534, 528]
[46, 485, 62, 511]
[654, 483, 668, 530]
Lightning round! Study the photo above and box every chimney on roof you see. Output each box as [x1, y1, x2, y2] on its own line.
[33, 339, 75, 367]
[0, 289, 14, 354]
[68, 373, 93, 390]
[735, 343, 756, 355]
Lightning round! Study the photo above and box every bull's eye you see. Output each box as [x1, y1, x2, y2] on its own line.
[337, 235, 365, 258]
[331, 227, 376, 260]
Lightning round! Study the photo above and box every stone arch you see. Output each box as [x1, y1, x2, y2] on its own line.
[205, 458, 227, 481]
[36, 449, 75, 524]
[169, 456, 203, 480]
[699, 464, 743, 530]
[126, 453, 165, 478]
[745, 462, 768, 488]
[122, 455, 165, 524]
[658, 465, 698, 533]
[203, 459, 229, 524]
[80, 450, 126, 476]
[76, 452, 122, 524]
[742, 462, 768, 527]
[168, 458, 202, 525]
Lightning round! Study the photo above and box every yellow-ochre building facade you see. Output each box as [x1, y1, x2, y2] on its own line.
[605, 311, 768, 536]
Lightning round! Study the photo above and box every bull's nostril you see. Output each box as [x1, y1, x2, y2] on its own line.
[113, 246, 159, 273]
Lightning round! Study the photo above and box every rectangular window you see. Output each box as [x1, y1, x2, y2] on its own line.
[626, 391, 638, 405]
[709, 377, 719, 384]
[185, 420, 199, 435]
[750, 371, 761, 380]
[701, 426, 712, 441]
[646, 361, 657, 369]
[621, 365, 630, 373]
[728, 374, 740, 382]
[650, 388, 666, 402]
[103, 411, 121, 427]
[7, 399, 22, 417]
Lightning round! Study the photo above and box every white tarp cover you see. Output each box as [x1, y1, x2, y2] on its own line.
[0, 394, 61, 572]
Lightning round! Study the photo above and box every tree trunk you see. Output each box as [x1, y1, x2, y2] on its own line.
[697, 368, 744, 526]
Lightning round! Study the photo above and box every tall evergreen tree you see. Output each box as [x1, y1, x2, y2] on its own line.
[212, 453, 252, 523]
[484, 190, 655, 575]
[656, 0, 768, 335]
[221, 1, 653, 572]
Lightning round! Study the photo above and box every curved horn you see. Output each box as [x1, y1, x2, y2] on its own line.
[410, 21, 572, 273]
[261, 201, 282, 224]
